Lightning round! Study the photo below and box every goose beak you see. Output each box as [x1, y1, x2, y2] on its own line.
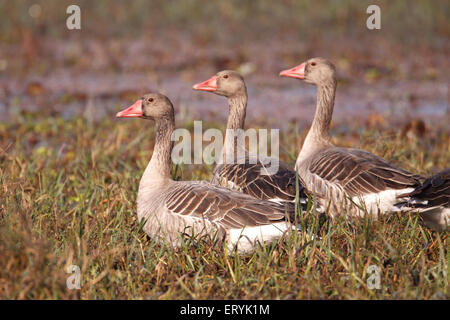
[279, 62, 306, 79]
[116, 99, 143, 118]
[192, 75, 218, 92]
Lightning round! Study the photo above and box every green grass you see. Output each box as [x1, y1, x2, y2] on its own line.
[0, 112, 448, 299]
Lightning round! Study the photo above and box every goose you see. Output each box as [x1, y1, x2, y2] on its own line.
[116, 93, 298, 254]
[396, 168, 449, 231]
[192, 70, 313, 208]
[279, 57, 422, 219]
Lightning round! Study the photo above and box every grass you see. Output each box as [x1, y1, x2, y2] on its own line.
[0, 111, 448, 299]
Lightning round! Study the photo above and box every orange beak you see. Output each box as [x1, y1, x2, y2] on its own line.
[192, 75, 218, 92]
[116, 99, 143, 118]
[279, 62, 306, 79]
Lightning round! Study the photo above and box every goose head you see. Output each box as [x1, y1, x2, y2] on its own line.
[280, 57, 336, 85]
[193, 70, 246, 98]
[116, 93, 174, 121]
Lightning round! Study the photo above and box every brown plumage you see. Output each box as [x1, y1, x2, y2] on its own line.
[308, 148, 421, 198]
[165, 181, 294, 228]
[211, 160, 300, 203]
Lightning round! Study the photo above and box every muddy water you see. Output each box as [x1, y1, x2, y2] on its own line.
[1, 32, 448, 130]
[1, 70, 448, 132]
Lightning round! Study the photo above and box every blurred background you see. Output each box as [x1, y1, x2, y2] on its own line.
[0, 0, 448, 130]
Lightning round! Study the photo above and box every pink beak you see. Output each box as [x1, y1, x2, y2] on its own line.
[192, 75, 218, 92]
[116, 99, 143, 118]
[279, 62, 306, 79]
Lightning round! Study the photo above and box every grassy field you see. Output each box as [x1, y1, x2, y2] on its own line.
[0, 111, 448, 299]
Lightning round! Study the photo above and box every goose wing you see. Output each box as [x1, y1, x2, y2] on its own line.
[307, 147, 421, 197]
[164, 181, 294, 230]
[211, 159, 308, 204]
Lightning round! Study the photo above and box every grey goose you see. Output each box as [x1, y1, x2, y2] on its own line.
[280, 57, 424, 220]
[116, 93, 300, 254]
[192, 70, 314, 209]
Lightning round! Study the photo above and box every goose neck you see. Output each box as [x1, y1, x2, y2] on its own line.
[222, 92, 248, 162]
[141, 117, 174, 185]
[226, 92, 247, 131]
[310, 80, 336, 141]
[296, 79, 336, 166]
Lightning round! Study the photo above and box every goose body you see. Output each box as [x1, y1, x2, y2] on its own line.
[193, 71, 311, 207]
[117, 93, 297, 254]
[396, 168, 450, 231]
[138, 179, 294, 253]
[280, 58, 421, 218]
[211, 157, 303, 204]
[296, 146, 420, 217]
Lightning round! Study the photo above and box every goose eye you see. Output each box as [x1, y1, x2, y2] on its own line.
[223, 75, 229, 79]
[148, 98, 154, 102]
[311, 62, 316, 66]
